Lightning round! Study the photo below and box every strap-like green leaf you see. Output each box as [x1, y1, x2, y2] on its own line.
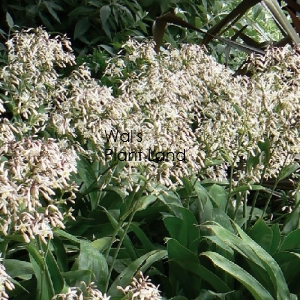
[201, 251, 274, 300]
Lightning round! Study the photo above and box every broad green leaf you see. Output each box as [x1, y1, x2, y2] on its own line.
[234, 223, 290, 299]
[167, 239, 230, 293]
[29, 252, 52, 300]
[177, 207, 199, 249]
[27, 241, 63, 298]
[62, 270, 93, 286]
[201, 252, 273, 300]
[248, 218, 272, 252]
[4, 259, 34, 280]
[230, 184, 265, 196]
[6, 12, 14, 29]
[158, 190, 182, 209]
[211, 208, 234, 233]
[196, 289, 241, 300]
[69, 6, 95, 18]
[136, 194, 157, 211]
[74, 17, 90, 40]
[91, 237, 112, 252]
[164, 207, 200, 250]
[54, 229, 81, 244]
[204, 236, 234, 258]
[208, 184, 227, 210]
[164, 217, 182, 240]
[280, 228, 300, 251]
[52, 236, 68, 272]
[102, 206, 137, 261]
[269, 224, 281, 254]
[273, 251, 300, 293]
[277, 163, 299, 182]
[40, 241, 64, 294]
[26, 243, 44, 269]
[100, 5, 111, 25]
[77, 155, 97, 185]
[44, 1, 61, 23]
[108, 250, 167, 296]
[129, 223, 155, 252]
[282, 204, 300, 234]
[78, 241, 108, 291]
[204, 224, 264, 268]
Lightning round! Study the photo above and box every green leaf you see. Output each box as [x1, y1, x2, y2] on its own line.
[40, 242, 64, 294]
[6, 12, 14, 29]
[248, 218, 273, 252]
[273, 251, 300, 293]
[157, 189, 183, 216]
[100, 5, 111, 24]
[136, 194, 157, 211]
[204, 236, 234, 258]
[26, 243, 44, 269]
[27, 241, 63, 298]
[91, 237, 112, 252]
[52, 236, 68, 272]
[269, 224, 281, 254]
[108, 250, 167, 296]
[39, 12, 54, 30]
[102, 206, 137, 261]
[277, 163, 299, 182]
[204, 224, 264, 268]
[74, 17, 91, 40]
[44, 1, 61, 23]
[4, 259, 34, 280]
[280, 228, 300, 251]
[69, 6, 95, 18]
[164, 207, 200, 250]
[230, 184, 265, 196]
[129, 223, 155, 252]
[201, 252, 273, 300]
[234, 223, 290, 299]
[208, 184, 227, 210]
[62, 270, 94, 286]
[167, 239, 230, 293]
[282, 204, 300, 234]
[78, 241, 108, 291]
[211, 208, 234, 233]
[29, 252, 52, 300]
[54, 229, 81, 244]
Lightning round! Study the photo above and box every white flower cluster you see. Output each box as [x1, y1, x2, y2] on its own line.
[0, 28, 79, 243]
[1, 27, 300, 195]
[117, 271, 162, 300]
[105, 40, 300, 186]
[0, 128, 78, 241]
[1, 27, 76, 132]
[52, 281, 110, 300]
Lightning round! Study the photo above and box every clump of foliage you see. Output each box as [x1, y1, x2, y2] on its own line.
[1, 27, 300, 300]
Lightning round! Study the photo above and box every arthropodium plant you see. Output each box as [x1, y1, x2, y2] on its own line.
[0, 25, 299, 299]
[1, 28, 300, 206]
